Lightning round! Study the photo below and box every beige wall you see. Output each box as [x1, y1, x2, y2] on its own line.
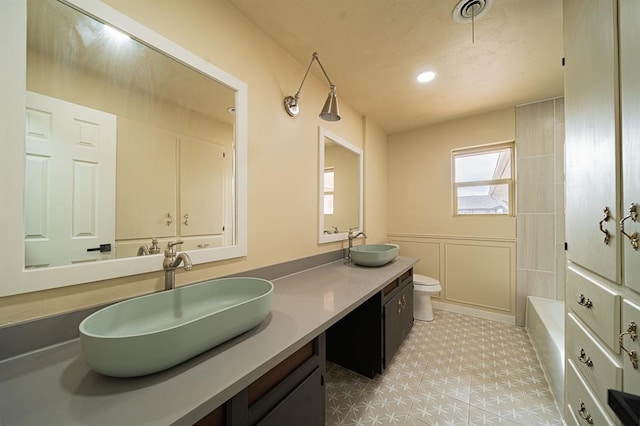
[388, 108, 517, 319]
[363, 117, 388, 244]
[0, 0, 388, 325]
[388, 107, 516, 239]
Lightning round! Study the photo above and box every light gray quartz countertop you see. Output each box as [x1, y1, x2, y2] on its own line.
[0, 256, 418, 426]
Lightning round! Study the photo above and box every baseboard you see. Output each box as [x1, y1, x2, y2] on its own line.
[431, 301, 516, 325]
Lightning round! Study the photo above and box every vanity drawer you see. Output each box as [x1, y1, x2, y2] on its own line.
[622, 299, 640, 395]
[566, 313, 622, 404]
[566, 359, 619, 425]
[567, 265, 621, 351]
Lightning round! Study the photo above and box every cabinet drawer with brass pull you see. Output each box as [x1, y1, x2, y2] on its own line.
[568, 265, 621, 352]
[566, 360, 620, 425]
[566, 313, 622, 404]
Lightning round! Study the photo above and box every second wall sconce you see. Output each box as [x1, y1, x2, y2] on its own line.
[283, 52, 341, 121]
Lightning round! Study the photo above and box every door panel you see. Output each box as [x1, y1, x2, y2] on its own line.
[116, 118, 177, 240]
[620, 0, 640, 292]
[384, 284, 413, 367]
[563, 0, 620, 282]
[25, 91, 116, 267]
[179, 137, 226, 237]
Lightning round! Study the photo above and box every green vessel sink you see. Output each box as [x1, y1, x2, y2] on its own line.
[350, 244, 399, 267]
[79, 277, 273, 377]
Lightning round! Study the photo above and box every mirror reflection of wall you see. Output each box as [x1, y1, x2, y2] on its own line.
[25, 0, 236, 267]
[323, 141, 360, 233]
[318, 127, 363, 244]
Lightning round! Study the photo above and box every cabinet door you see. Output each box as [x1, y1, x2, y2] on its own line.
[179, 137, 226, 237]
[116, 118, 177, 239]
[384, 283, 413, 367]
[563, 0, 620, 282]
[620, 0, 640, 292]
[256, 368, 324, 426]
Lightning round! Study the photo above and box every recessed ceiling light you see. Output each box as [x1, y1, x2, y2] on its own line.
[417, 71, 436, 83]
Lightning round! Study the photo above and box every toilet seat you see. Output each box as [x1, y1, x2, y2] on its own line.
[413, 274, 441, 292]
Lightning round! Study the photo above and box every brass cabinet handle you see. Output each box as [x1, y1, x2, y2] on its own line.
[397, 294, 408, 314]
[577, 400, 594, 424]
[620, 203, 639, 250]
[619, 321, 639, 369]
[599, 207, 612, 245]
[577, 293, 593, 309]
[577, 347, 593, 367]
[166, 213, 174, 226]
[183, 213, 190, 226]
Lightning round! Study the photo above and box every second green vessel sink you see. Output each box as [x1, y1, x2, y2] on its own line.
[79, 277, 273, 377]
[350, 244, 399, 267]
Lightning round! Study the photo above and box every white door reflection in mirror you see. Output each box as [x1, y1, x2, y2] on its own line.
[25, 91, 116, 268]
[318, 127, 363, 244]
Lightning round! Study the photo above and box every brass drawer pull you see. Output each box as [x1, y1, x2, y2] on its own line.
[620, 203, 639, 250]
[619, 321, 639, 369]
[577, 347, 593, 367]
[578, 400, 594, 424]
[397, 294, 407, 315]
[599, 207, 612, 245]
[577, 294, 593, 308]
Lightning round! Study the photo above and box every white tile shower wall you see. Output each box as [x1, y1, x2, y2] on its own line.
[515, 97, 565, 326]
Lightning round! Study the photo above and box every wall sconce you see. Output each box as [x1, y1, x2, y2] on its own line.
[283, 52, 341, 121]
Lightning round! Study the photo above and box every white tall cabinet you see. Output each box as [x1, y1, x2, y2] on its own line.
[564, 0, 640, 424]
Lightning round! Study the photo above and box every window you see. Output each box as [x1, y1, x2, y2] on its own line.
[323, 168, 335, 215]
[452, 143, 514, 216]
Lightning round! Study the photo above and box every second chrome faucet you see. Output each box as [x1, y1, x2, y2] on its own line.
[163, 241, 192, 290]
[347, 228, 367, 261]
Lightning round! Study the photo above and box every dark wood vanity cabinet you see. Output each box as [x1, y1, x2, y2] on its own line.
[195, 335, 325, 426]
[384, 279, 414, 365]
[327, 268, 414, 378]
[194, 266, 415, 425]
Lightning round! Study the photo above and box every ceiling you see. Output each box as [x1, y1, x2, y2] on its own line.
[226, 0, 564, 134]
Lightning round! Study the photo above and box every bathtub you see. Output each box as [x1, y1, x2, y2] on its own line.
[526, 296, 565, 409]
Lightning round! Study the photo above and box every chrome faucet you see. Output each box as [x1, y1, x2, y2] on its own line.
[347, 228, 367, 260]
[137, 238, 161, 256]
[163, 241, 192, 290]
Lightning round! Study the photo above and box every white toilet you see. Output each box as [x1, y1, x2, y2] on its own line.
[413, 274, 441, 321]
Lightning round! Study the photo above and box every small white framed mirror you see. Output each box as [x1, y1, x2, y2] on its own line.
[318, 127, 363, 244]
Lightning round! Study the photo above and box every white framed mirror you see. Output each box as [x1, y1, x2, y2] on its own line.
[318, 127, 363, 244]
[0, 0, 247, 297]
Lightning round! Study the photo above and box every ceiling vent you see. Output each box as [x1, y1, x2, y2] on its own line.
[452, 0, 493, 24]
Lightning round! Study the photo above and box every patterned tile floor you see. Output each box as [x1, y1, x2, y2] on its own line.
[325, 310, 563, 426]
